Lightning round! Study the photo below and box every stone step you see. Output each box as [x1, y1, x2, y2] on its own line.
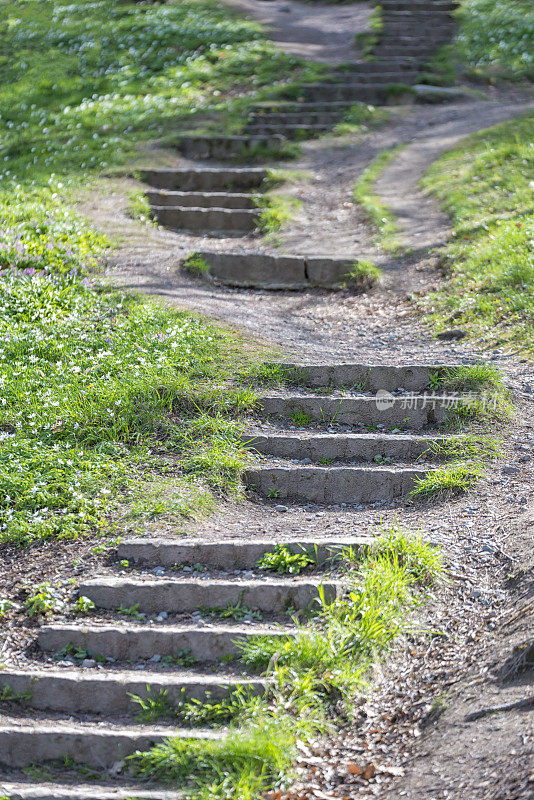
[285, 83, 416, 103]
[245, 432, 449, 462]
[258, 393, 459, 429]
[118, 537, 369, 569]
[244, 465, 428, 504]
[145, 189, 256, 209]
[384, 10, 454, 17]
[151, 206, 258, 235]
[0, 783, 177, 800]
[187, 251, 374, 290]
[141, 167, 267, 192]
[379, 32, 452, 44]
[0, 669, 264, 716]
[380, 1, 455, 9]
[38, 623, 294, 663]
[324, 71, 419, 85]
[373, 46, 438, 58]
[175, 134, 287, 161]
[0, 718, 215, 768]
[245, 123, 332, 138]
[77, 578, 341, 614]
[249, 110, 343, 126]
[264, 362, 460, 392]
[252, 100, 356, 114]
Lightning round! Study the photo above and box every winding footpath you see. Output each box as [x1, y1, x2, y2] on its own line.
[1, 1, 532, 798]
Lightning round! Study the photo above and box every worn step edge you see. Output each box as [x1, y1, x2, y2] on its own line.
[76, 579, 342, 614]
[152, 206, 258, 234]
[145, 190, 256, 209]
[0, 669, 264, 715]
[38, 624, 294, 662]
[243, 432, 451, 461]
[244, 465, 429, 503]
[258, 394, 459, 428]
[141, 167, 267, 191]
[188, 251, 371, 289]
[118, 537, 371, 568]
[263, 361, 463, 391]
[0, 718, 217, 768]
[0, 782, 179, 800]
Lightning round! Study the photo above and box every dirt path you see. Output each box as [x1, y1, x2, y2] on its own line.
[220, 0, 373, 63]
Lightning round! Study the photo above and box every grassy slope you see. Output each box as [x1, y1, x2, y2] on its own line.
[421, 112, 534, 355]
[426, 0, 534, 83]
[0, 0, 321, 545]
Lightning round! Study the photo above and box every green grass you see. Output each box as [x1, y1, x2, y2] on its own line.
[439, 0, 534, 83]
[410, 464, 483, 499]
[132, 527, 442, 798]
[333, 102, 390, 137]
[421, 113, 534, 354]
[182, 253, 212, 278]
[255, 193, 303, 241]
[353, 144, 406, 252]
[256, 545, 315, 575]
[0, 0, 326, 546]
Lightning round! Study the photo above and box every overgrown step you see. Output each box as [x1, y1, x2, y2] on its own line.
[118, 537, 367, 569]
[151, 206, 258, 235]
[76, 578, 341, 614]
[175, 134, 287, 161]
[245, 123, 332, 138]
[245, 432, 450, 462]
[185, 251, 372, 290]
[285, 83, 416, 103]
[324, 70, 419, 85]
[0, 669, 263, 715]
[249, 109, 344, 125]
[264, 362, 460, 392]
[0, 718, 215, 768]
[145, 189, 256, 209]
[0, 783, 178, 800]
[244, 465, 428, 504]
[141, 167, 267, 192]
[258, 394, 457, 428]
[39, 623, 294, 662]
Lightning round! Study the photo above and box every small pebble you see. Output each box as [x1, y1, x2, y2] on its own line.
[274, 504, 289, 512]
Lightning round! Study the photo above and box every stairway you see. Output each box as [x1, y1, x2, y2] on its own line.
[0, 361, 472, 794]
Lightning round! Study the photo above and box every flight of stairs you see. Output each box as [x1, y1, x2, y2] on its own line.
[0, 360, 473, 797]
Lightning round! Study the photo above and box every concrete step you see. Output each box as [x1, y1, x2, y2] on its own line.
[245, 122, 331, 138]
[285, 83, 415, 103]
[77, 578, 341, 614]
[118, 537, 369, 569]
[325, 71, 419, 85]
[0, 669, 264, 716]
[249, 110, 343, 125]
[0, 718, 215, 768]
[258, 393, 459, 428]
[145, 189, 256, 209]
[186, 251, 374, 290]
[264, 362, 460, 392]
[380, 1, 455, 9]
[151, 206, 258, 235]
[38, 623, 294, 663]
[379, 32, 452, 45]
[141, 167, 267, 192]
[175, 134, 287, 161]
[245, 431, 448, 462]
[244, 465, 428, 504]
[0, 783, 177, 800]
[373, 46, 438, 58]
[384, 10, 454, 18]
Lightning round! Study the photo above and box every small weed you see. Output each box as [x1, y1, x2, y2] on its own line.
[0, 685, 32, 705]
[120, 560, 130, 569]
[410, 464, 483, 498]
[202, 591, 263, 622]
[291, 410, 313, 426]
[255, 194, 302, 240]
[130, 685, 255, 726]
[160, 649, 198, 668]
[118, 603, 144, 619]
[257, 545, 315, 575]
[55, 643, 107, 663]
[127, 192, 155, 225]
[71, 596, 96, 616]
[24, 584, 60, 617]
[343, 259, 382, 288]
[23, 765, 54, 781]
[182, 253, 212, 277]
[319, 457, 334, 465]
[130, 686, 175, 721]
[267, 488, 281, 499]
[0, 599, 13, 618]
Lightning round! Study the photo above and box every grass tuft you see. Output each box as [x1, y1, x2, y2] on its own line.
[353, 145, 406, 252]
